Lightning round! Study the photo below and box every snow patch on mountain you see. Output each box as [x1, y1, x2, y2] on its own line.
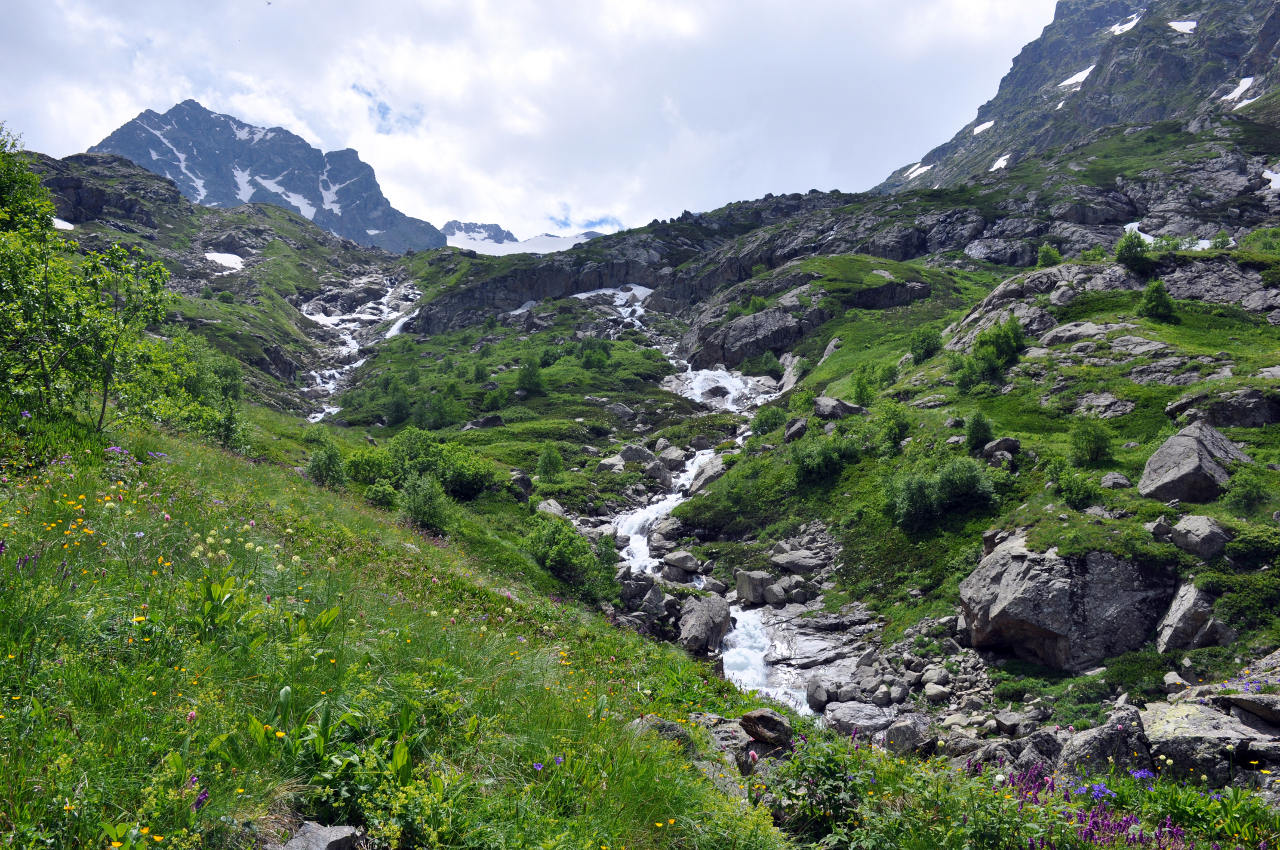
[1222, 78, 1255, 103]
[254, 174, 316, 220]
[990, 154, 1011, 171]
[1109, 13, 1142, 35]
[447, 231, 595, 256]
[231, 166, 254, 203]
[52, 218, 75, 231]
[1059, 65, 1096, 88]
[973, 121, 995, 136]
[904, 162, 933, 180]
[1263, 170, 1280, 191]
[205, 252, 244, 270]
[1168, 20, 1197, 34]
[140, 121, 207, 203]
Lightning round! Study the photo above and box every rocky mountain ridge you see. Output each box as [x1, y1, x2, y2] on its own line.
[878, 0, 1280, 192]
[91, 99, 446, 254]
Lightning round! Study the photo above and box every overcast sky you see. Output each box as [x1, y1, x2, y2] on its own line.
[4, 0, 1058, 239]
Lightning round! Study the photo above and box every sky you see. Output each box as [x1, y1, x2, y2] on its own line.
[3, 0, 1058, 239]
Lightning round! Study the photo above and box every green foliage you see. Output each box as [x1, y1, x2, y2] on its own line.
[1079, 245, 1110, 262]
[1223, 465, 1272, 516]
[386, 428, 496, 499]
[1223, 522, 1280, 569]
[1069, 417, 1113, 467]
[886, 457, 994, 532]
[412, 394, 468, 430]
[790, 433, 859, 485]
[524, 515, 613, 599]
[871, 401, 911, 455]
[1045, 456, 1102, 510]
[908, 327, 942, 364]
[535, 443, 564, 482]
[1116, 229, 1153, 274]
[1037, 243, 1063, 268]
[965, 411, 994, 454]
[741, 350, 783, 379]
[1136, 280, 1178, 322]
[365, 478, 398, 509]
[751, 405, 788, 434]
[1210, 230, 1232, 251]
[401, 473, 453, 533]
[345, 446, 393, 485]
[1240, 226, 1280, 253]
[306, 438, 347, 487]
[954, 316, 1024, 392]
[516, 360, 545, 396]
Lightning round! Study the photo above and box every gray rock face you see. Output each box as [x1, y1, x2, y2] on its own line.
[825, 701, 898, 734]
[770, 550, 825, 574]
[735, 570, 773, 606]
[689, 308, 818, 370]
[740, 708, 793, 746]
[1059, 706, 1153, 779]
[1170, 515, 1234, 560]
[536, 499, 566, 517]
[1221, 694, 1280, 726]
[959, 534, 1177, 672]
[597, 455, 625, 473]
[644, 461, 673, 490]
[273, 822, 362, 850]
[1100, 472, 1133, 489]
[784, 418, 809, 443]
[658, 446, 688, 470]
[1138, 422, 1251, 503]
[1076, 392, 1135, 419]
[881, 714, 937, 756]
[620, 443, 657, 464]
[678, 595, 731, 655]
[982, 437, 1020, 458]
[606, 402, 636, 421]
[814, 396, 864, 420]
[1141, 701, 1268, 787]
[664, 551, 699, 571]
[687, 455, 726, 494]
[1155, 582, 1235, 653]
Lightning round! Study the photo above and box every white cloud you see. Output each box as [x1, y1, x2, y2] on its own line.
[2, 0, 1057, 239]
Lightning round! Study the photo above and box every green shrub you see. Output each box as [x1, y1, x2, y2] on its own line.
[345, 446, 393, 484]
[1079, 245, 1109, 262]
[887, 457, 993, 531]
[741, 350, 783, 379]
[516, 361, 545, 396]
[536, 444, 564, 482]
[871, 401, 911, 455]
[1069, 417, 1112, 467]
[412, 395, 468, 430]
[790, 434, 857, 485]
[1224, 522, 1280, 569]
[434, 443, 498, 500]
[1045, 456, 1101, 510]
[965, 411, 993, 454]
[752, 405, 787, 434]
[1223, 465, 1271, 516]
[365, 478, 398, 509]
[401, 473, 453, 533]
[524, 515, 611, 597]
[1136, 279, 1177, 322]
[1116, 229, 1153, 274]
[306, 440, 346, 487]
[1037, 243, 1063, 268]
[908, 327, 942, 364]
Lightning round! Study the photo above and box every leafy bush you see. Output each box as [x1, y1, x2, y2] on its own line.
[1069, 417, 1112, 467]
[954, 316, 1024, 392]
[536, 444, 564, 482]
[1223, 522, 1280, 569]
[524, 515, 612, 598]
[412, 395, 468, 430]
[752, 405, 787, 434]
[401, 473, 453, 533]
[965, 411, 993, 454]
[345, 446, 393, 484]
[887, 458, 994, 531]
[1079, 245, 1109, 262]
[1223, 465, 1271, 516]
[1045, 456, 1101, 510]
[908, 327, 942, 364]
[365, 478, 398, 509]
[1037, 243, 1063, 267]
[1136, 280, 1177, 322]
[790, 434, 858, 485]
[516, 361, 545, 396]
[741, 350, 783, 379]
[306, 439, 346, 487]
[1116, 229, 1153, 274]
[433, 443, 498, 499]
[871, 401, 911, 455]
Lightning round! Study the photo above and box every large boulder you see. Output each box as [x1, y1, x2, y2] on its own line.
[770, 549, 825, 574]
[1141, 701, 1269, 787]
[1058, 706, 1154, 778]
[1156, 582, 1235, 653]
[678, 595, 732, 655]
[814, 396, 864, 420]
[273, 823, 362, 850]
[619, 443, 657, 464]
[644, 461, 673, 490]
[825, 701, 897, 735]
[959, 534, 1177, 672]
[659, 446, 689, 470]
[1203, 388, 1280, 428]
[735, 570, 773, 606]
[880, 713, 937, 756]
[1138, 422, 1251, 503]
[784, 418, 809, 443]
[740, 708, 793, 747]
[1169, 515, 1234, 560]
[688, 455, 727, 494]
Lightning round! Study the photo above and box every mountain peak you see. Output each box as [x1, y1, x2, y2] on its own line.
[89, 100, 445, 253]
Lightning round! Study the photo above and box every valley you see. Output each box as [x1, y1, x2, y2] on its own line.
[5, 1, 1280, 847]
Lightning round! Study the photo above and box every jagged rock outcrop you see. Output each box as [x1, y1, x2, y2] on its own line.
[678, 595, 732, 656]
[1058, 706, 1153, 778]
[1138, 421, 1252, 502]
[1155, 582, 1235, 652]
[959, 533, 1177, 671]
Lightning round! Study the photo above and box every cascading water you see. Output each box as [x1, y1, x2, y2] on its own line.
[592, 285, 808, 713]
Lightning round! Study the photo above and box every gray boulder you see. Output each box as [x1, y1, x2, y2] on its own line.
[881, 714, 937, 756]
[814, 396, 864, 420]
[959, 533, 1177, 672]
[597, 455, 625, 473]
[740, 708, 793, 746]
[1100, 472, 1133, 489]
[1202, 388, 1280, 428]
[982, 437, 1021, 458]
[678, 595, 731, 655]
[1138, 422, 1251, 503]
[1156, 582, 1235, 653]
[784, 418, 809, 443]
[735, 570, 773, 606]
[688, 455, 727, 494]
[619, 443, 657, 464]
[273, 823, 362, 850]
[923, 682, 952, 703]
[644, 461, 673, 490]
[763, 583, 787, 606]
[659, 446, 688, 470]
[664, 550, 700, 571]
[1058, 706, 1153, 778]
[825, 701, 897, 734]
[1141, 701, 1268, 787]
[1170, 515, 1234, 560]
[770, 549, 825, 574]
[1220, 693, 1280, 726]
[606, 402, 636, 421]
[536, 499, 566, 517]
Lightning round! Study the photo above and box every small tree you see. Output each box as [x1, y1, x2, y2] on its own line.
[402, 473, 452, 534]
[1116, 230, 1152, 274]
[517, 360, 546, 396]
[307, 439, 346, 487]
[1136, 279, 1177, 322]
[536, 444, 565, 482]
[1069, 417, 1112, 467]
[1037, 243, 1063, 268]
[908, 327, 942, 365]
[965, 411, 994, 454]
